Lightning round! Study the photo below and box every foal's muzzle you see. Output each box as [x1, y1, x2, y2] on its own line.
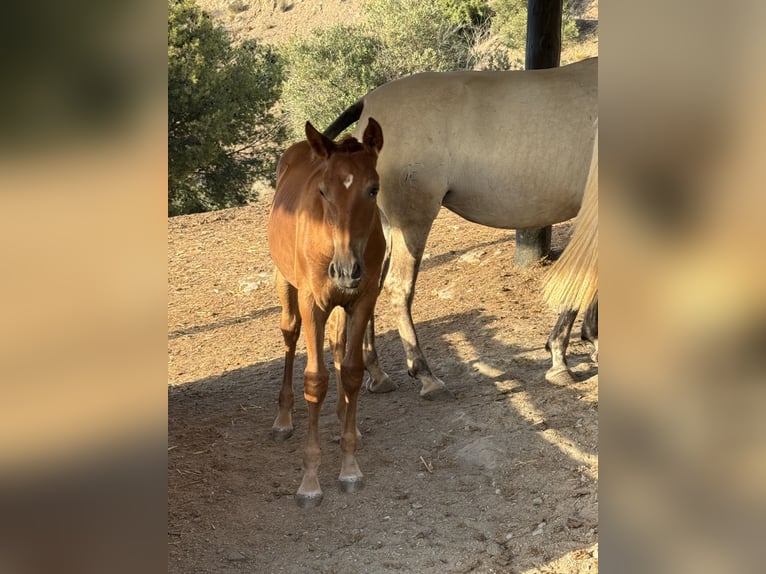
[328, 259, 363, 290]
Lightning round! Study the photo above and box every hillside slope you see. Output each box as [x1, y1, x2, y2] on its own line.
[195, 0, 598, 63]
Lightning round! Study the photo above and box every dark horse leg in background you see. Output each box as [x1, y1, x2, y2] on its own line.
[545, 295, 598, 384]
[545, 309, 578, 385]
[581, 294, 598, 362]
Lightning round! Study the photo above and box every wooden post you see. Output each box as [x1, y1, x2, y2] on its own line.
[515, 226, 552, 267]
[525, 0, 563, 69]
[514, 0, 563, 267]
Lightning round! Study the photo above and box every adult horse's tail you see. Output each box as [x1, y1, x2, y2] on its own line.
[543, 130, 598, 312]
[323, 99, 365, 140]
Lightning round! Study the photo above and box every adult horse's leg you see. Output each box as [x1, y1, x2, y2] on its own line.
[271, 271, 301, 440]
[362, 313, 396, 393]
[581, 295, 598, 362]
[545, 308, 578, 385]
[383, 195, 452, 399]
[337, 297, 375, 492]
[295, 295, 329, 508]
[362, 216, 395, 393]
[329, 308, 363, 440]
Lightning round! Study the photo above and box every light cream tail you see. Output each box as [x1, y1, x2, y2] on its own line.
[543, 129, 598, 312]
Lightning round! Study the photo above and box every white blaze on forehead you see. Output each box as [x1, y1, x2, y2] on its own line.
[343, 174, 354, 189]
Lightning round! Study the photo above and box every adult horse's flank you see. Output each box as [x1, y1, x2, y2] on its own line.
[543, 127, 599, 385]
[325, 57, 598, 398]
[268, 119, 385, 507]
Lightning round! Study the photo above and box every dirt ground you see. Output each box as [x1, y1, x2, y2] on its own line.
[168, 190, 598, 573]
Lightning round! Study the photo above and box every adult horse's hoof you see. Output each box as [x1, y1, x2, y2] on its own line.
[295, 491, 323, 508]
[545, 367, 577, 386]
[364, 372, 397, 393]
[420, 387, 455, 401]
[270, 427, 293, 441]
[338, 476, 364, 493]
[419, 377, 455, 401]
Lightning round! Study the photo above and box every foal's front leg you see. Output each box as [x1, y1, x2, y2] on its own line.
[337, 299, 375, 492]
[295, 296, 329, 508]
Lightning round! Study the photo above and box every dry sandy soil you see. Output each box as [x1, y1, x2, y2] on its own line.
[168, 192, 598, 573]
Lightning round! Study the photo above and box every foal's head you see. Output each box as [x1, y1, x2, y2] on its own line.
[306, 118, 384, 292]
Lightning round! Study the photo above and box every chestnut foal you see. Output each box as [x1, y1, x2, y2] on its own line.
[268, 118, 385, 507]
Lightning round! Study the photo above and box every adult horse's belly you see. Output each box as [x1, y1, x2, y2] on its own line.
[439, 152, 589, 229]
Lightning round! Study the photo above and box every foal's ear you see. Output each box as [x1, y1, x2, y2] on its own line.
[306, 121, 335, 159]
[362, 117, 384, 156]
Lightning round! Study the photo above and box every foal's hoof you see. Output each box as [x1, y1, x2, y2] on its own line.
[333, 430, 362, 445]
[295, 492, 323, 508]
[338, 477, 364, 494]
[545, 368, 577, 386]
[364, 373, 397, 394]
[271, 427, 293, 441]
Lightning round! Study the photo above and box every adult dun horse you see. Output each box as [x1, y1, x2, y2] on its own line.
[543, 127, 598, 385]
[324, 57, 598, 398]
[268, 119, 385, 507]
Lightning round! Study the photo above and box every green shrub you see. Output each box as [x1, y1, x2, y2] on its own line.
[168, 0, 286, 216]
[280, 25, 385, 140]
[469, 34, 523, 70]
[491, 0, 580, 51]
[365, 0, 474, 79]
[437, 0, 493, 29]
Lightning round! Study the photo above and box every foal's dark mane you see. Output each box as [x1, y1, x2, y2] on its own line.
[333, 136, 365, 153]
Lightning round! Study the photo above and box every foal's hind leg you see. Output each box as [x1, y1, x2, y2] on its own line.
[545, 308, 578, 385]
[581, 295, 598, 363]
[271, 271, 301, 440]
[328, 308, 362, 441]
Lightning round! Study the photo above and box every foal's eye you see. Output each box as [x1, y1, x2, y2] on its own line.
[369, 185, 379, 198]
[318, 184, 327, 199]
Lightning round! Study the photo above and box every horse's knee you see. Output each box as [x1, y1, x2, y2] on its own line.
[281, 325, 300, 349]
[340, 362, 365, 394]
[280, 310, 300, 343]
[303, 371, 329, 404]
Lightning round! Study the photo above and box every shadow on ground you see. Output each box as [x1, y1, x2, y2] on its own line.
[169, 306, 598, 574]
